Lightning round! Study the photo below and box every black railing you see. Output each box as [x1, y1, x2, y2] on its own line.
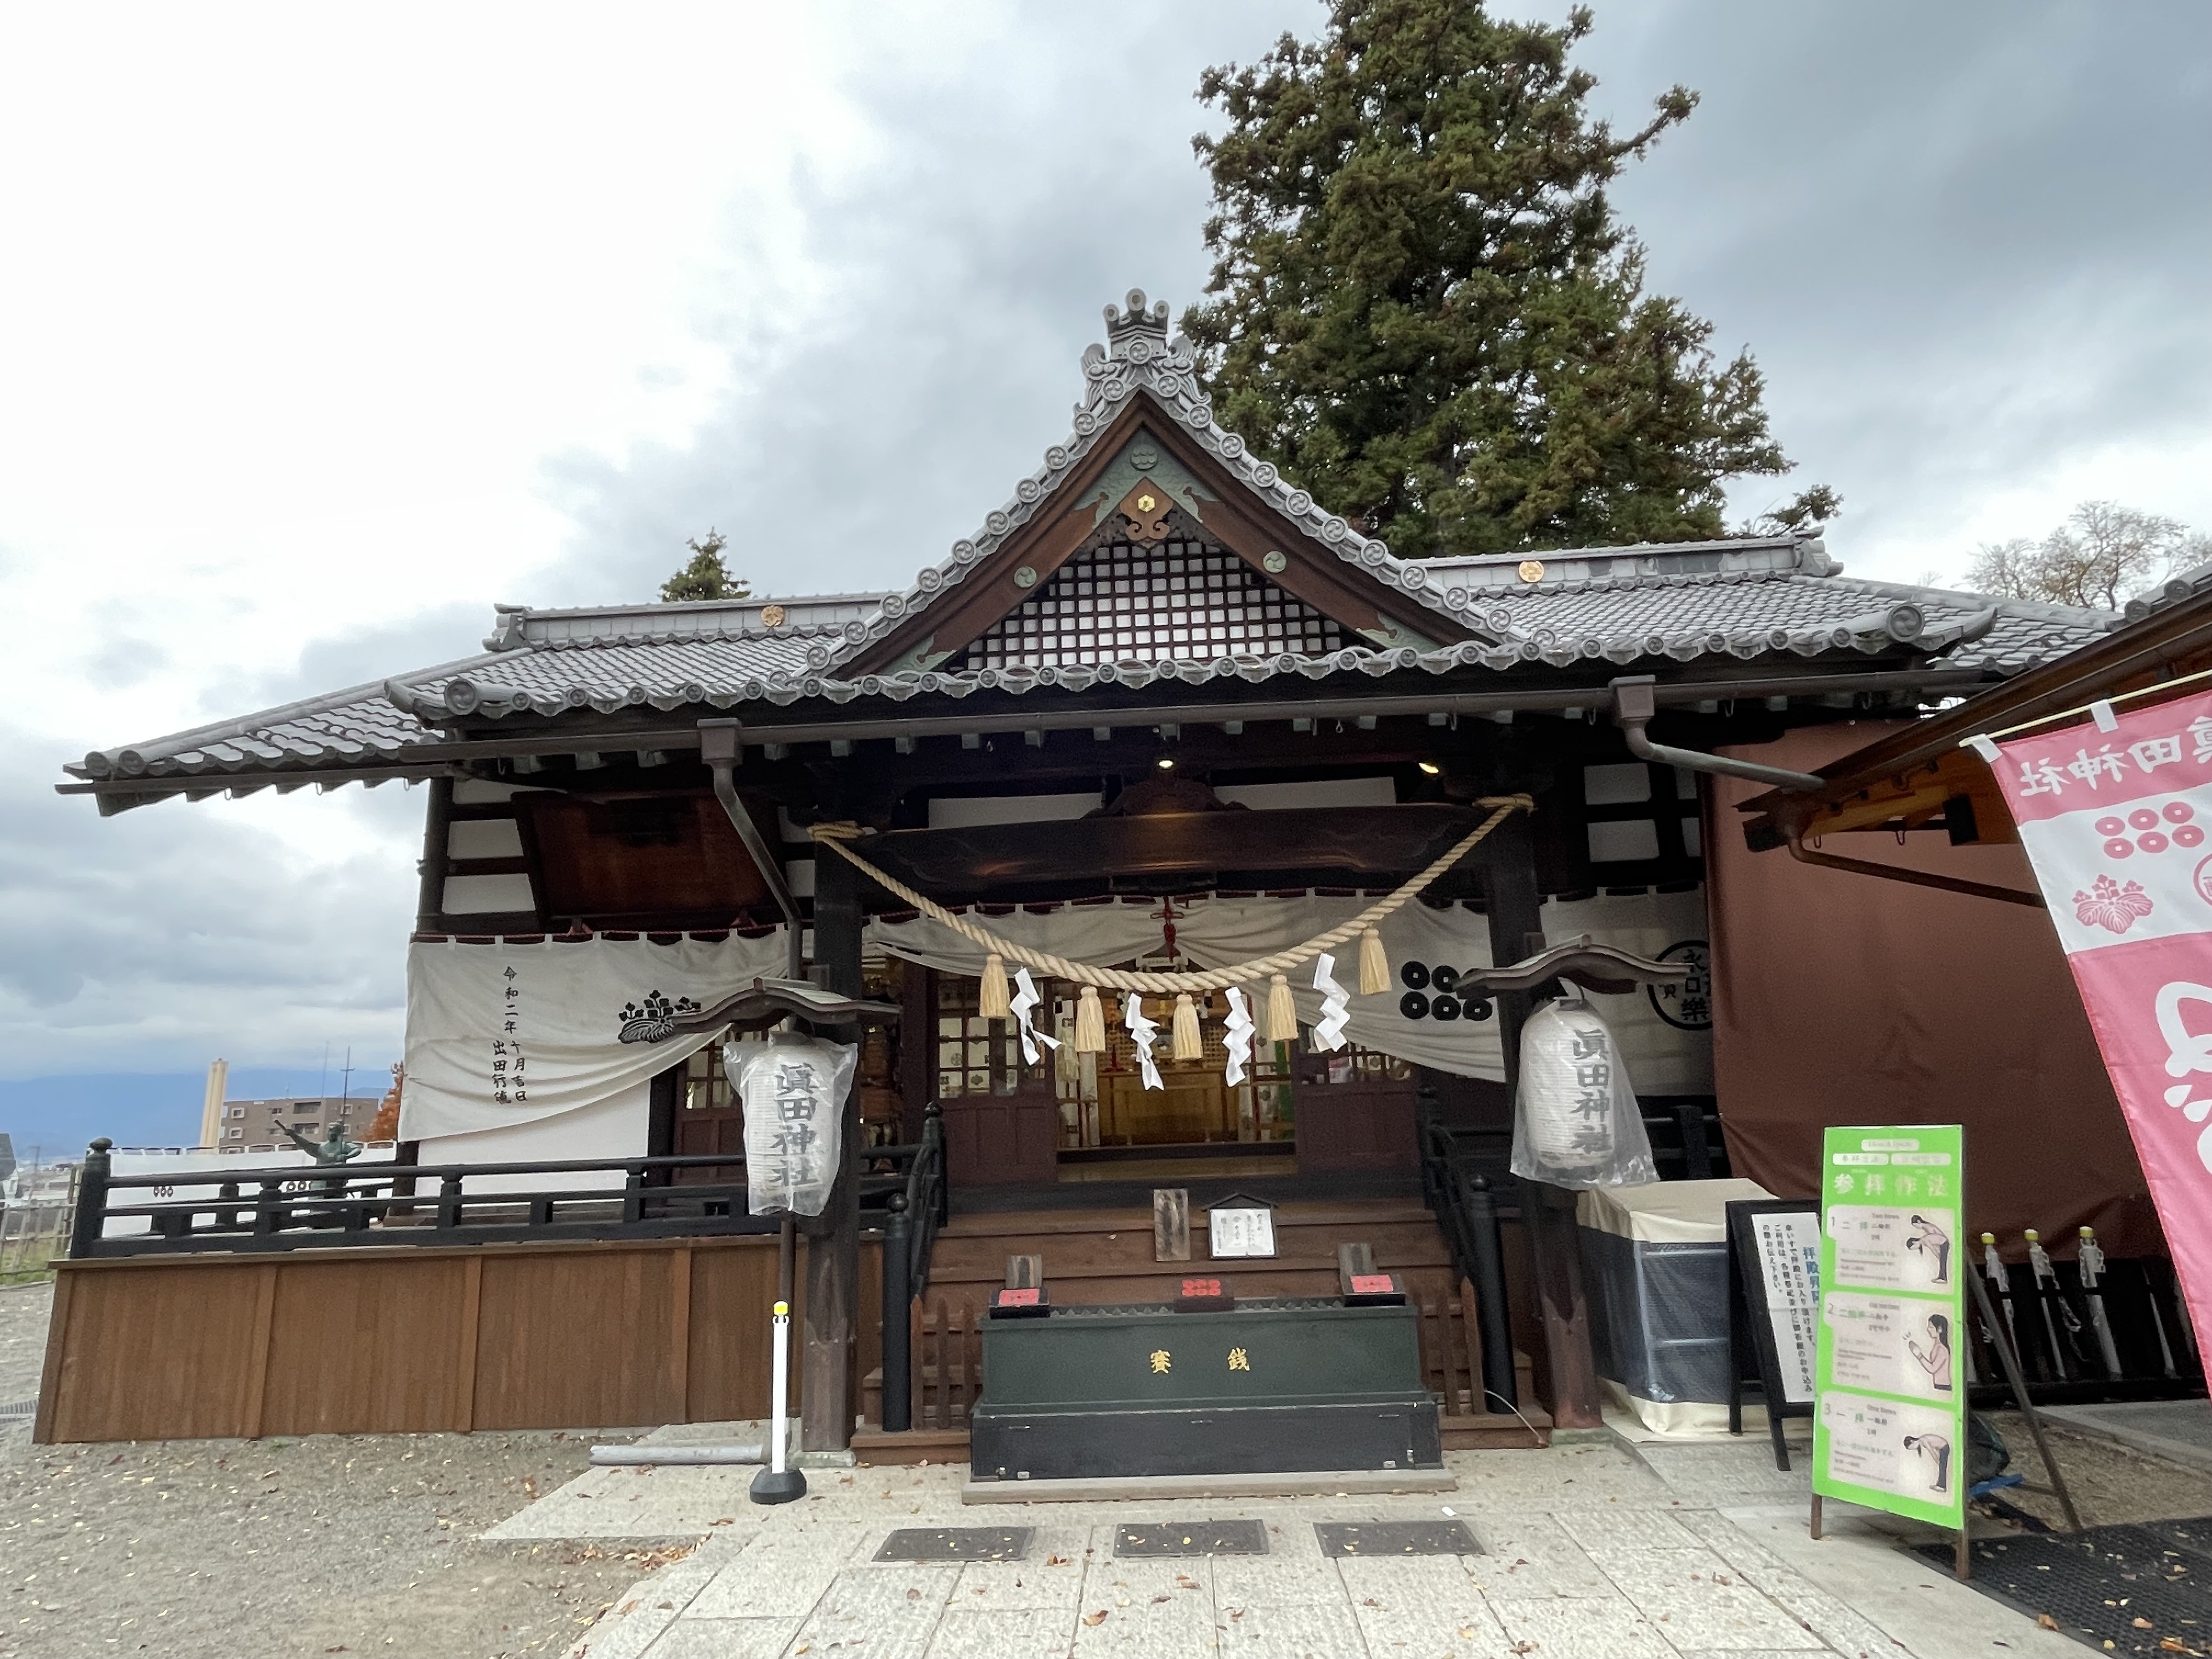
[1640, 1097, 1729, 1180]
[1415, 1090, 1519, 1412]
[878, 1103, 946, 1435]
[67, 1134, 935, 1258]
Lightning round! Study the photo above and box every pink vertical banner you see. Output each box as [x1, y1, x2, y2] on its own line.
[1982, 687, 2212, 1363]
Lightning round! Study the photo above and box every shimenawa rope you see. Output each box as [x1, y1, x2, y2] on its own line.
[808, 795, 1532, 995]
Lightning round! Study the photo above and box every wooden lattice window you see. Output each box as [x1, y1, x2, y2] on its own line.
[955, 538, 1347, 669]
[681, 1045, 735, 1112]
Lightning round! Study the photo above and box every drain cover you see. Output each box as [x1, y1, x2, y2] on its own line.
[1316, 1521, 1481, 1558]
[0, 1400, 35, 1421]
[1921, 1517, 2212, 1657]
[874, 1527, 1035, 1564]
[1115, 1520, 1269, 1558]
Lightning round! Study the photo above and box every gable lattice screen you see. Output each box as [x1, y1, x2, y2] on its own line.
[955, 538, 1348, 670]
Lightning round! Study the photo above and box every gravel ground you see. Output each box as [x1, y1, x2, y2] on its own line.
[0, 1282, 49, 1404]
[0, 1284, 686, 1659]
[1984, 1407, 2212, 1531]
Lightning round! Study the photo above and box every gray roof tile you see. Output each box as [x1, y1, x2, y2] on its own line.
[69, 291, 2124, 787]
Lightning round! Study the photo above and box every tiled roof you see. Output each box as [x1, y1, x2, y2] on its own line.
[67, 290, 2125, 789]
[811, 290, 1485, 664]
[71, 551, 2117, 785]
[2121, 555, 2212, 622]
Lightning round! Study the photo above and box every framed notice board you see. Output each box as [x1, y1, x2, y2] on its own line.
[1810, 1125, 1967, 1535]
[1725, 1198, 1820, 1470]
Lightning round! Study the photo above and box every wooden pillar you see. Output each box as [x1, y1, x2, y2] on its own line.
[1485, 808, 1602, 1429]
[899, 966, 933, 1144]
[415, 775, 454, 930]
[1482, 809, 1544, 1092]
[802, 848, 865, 1453]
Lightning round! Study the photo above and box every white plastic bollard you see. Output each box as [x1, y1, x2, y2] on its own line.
[749, 1296, 805, 1503]
[769, 1298, 790, 1473]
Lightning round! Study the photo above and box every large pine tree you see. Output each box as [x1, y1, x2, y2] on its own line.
[1185, 0, 1831, 561]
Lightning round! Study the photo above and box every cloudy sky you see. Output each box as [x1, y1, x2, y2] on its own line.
[2, 1, 2208, 1145]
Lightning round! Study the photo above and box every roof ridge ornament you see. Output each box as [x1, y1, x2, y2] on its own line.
[1103, 287, 1170, 357]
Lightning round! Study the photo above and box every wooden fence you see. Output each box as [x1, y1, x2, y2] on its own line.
[35, 1233, 879, 1444]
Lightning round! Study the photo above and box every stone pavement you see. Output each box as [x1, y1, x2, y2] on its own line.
[500, 1425, 2095, 1659]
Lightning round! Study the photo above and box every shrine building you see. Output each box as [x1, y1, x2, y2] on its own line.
[36, 290, 2151, 1466]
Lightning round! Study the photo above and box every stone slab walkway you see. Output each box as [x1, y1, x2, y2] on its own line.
[506, 1430, 2095, 1659]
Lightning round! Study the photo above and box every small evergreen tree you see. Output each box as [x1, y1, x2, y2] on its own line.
[659, 531, 750, 603]
[1185, 0, 1831, 560]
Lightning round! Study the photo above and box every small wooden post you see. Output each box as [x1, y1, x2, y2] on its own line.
[66, 1139, 112, 1260]
[1153, 1189, 1190, 1262]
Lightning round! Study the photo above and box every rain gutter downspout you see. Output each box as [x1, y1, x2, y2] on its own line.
[1606, 676, 2044, 908]
[700, 719, 806, 977]
[1609, 676, 1826, 791]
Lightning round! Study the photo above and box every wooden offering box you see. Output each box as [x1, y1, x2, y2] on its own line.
[967, 1297, 1442, 1483]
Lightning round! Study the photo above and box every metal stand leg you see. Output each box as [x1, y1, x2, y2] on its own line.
[752, 1214, 806, 1505]
[1966, 1269, 2081, 1533]
[1809, 1493, 1822, 1541]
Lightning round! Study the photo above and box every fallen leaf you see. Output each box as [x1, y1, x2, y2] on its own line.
[2038, 1615, 2061, 1630]
[1362, 1598, 1379, 1608]
[618, 1601, 638, 1616]
[709, 1517, 735, 1526]
[906, 1589, 921, 1601]
[1153, 1594, 1170, 1604]
[2139, 1618, 2158, 1629]
[1047, 1555, 1070, 1567]
[1082, 1611, 1108, 1627]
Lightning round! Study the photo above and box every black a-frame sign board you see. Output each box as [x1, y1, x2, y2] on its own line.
[1726, 1197, 1821, 1471]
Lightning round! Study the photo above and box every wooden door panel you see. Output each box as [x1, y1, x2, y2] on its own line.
[1294, 1080, 1419, 1173]
[944, 1090, 1058, 1187]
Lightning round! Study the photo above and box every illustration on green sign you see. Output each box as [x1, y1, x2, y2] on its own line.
[1810, 1125, 1968, 1532]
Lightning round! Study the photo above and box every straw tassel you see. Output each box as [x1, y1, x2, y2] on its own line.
[1358, 926, 1389, 996]
[1263, 972, 1299, 1045]
[1073, 984, 1107, 1053]
[978, 953, 1011, 1019]
[1170, 992, 1203, 1061]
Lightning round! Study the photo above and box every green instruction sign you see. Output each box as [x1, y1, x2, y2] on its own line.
[1810, 1125, 1967, 1530]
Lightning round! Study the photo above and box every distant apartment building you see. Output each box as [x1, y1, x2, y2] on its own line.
[208, 1097, 370, 1148]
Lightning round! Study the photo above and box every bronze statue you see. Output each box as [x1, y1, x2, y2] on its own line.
[281, 1122, 362, 1165]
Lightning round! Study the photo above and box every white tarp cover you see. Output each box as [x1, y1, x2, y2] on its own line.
[1576, 1177, 1777, 1243]
[400, 889, 1709, 1139]
[400, 933, 786, 1138]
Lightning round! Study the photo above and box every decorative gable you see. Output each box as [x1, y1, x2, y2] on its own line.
[840, 289, 1488, 678]
[951, 515, 1347, 671]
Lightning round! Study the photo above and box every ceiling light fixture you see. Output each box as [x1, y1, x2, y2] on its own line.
[1418, 761, 1442, 775]
[1156, 757, 1175, 770]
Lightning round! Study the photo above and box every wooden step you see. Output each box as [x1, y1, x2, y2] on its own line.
[851, 1403, 1551, 1459]
[851, 1426, 969, 1467]
[938, 1201, 1440, 1237]
[1441, 1406, 1553, 1449]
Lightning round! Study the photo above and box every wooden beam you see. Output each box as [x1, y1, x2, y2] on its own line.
[856, 803, 1497, 896]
